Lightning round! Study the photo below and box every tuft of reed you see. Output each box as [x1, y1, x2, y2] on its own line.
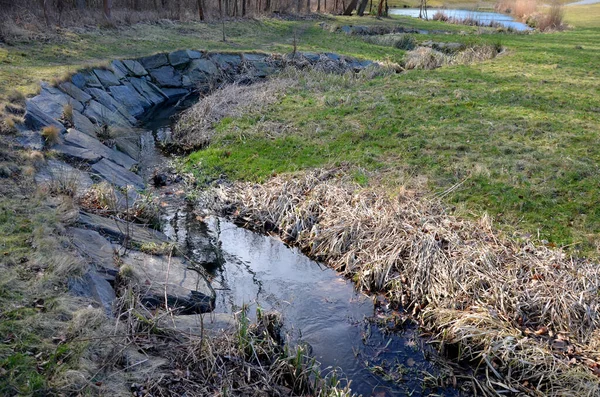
[206, 169, 600, 395]
[405, 44, 502, 70]
[41, 125, 61, 145]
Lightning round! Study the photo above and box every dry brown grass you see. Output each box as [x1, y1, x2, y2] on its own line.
[41, 125, 61, 145]
[536, 1, 566, 31]
[205, 168, 600, 395]
[405, 45, 501, 70]
[174, 78, 293, 152]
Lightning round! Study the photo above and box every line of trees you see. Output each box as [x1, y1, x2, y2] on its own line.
[0, 0, 389, 28]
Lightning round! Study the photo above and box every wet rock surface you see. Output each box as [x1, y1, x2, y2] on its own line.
[121, 251, 215, 314]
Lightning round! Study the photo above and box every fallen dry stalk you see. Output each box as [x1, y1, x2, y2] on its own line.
[205, 169, 600, 396]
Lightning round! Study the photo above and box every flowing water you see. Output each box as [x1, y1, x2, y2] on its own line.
[390, 8, 532, 31]
[139, 100, 460, 397]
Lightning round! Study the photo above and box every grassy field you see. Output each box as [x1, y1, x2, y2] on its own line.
[0, 3, 599, 392]
[182, 6, 600, 257]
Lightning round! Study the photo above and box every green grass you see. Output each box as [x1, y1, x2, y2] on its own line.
[185, 7, 600, 256]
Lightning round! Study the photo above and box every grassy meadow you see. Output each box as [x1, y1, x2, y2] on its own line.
[0, 2, 599, 393]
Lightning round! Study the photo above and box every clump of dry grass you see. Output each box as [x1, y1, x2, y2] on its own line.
[405, 45, 501, 70]
[62, 103, 74, 126]
[174, 78, 293, 152]
[144, 306, 354, 396]
[41, 125, 62, 145]
[535, 1, 566, 31]
[205, 169, 600, 395]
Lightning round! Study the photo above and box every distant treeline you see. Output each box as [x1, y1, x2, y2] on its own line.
[0, 0, 387, 24]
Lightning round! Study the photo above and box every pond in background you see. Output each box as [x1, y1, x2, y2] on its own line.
[390, 8, 532, 31]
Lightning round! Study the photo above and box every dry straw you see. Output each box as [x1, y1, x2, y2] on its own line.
[206, 168, 600, 395]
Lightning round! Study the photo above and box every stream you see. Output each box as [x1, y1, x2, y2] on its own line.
[390, 8, 532, 31]
[137, 98, 460, 396]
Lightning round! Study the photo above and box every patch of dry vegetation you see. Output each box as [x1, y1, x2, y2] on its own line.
[206, 169, 600, 395]
[174, 78, 294, 152]
[404, 44, 502, 69]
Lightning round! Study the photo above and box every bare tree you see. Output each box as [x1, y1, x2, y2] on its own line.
[103, 0, 112, 21]
[377, 0, 383, 16]
[418, 0, 427, 19]
[342, 0, 357, 15]
[357, 0, 368, 15]
[197, 0, 204, 19]
[40, 0, 51, 26]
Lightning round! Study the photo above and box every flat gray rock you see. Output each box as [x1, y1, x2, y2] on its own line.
[242, 53, 268, 62]
[59, 82, 92, 103]
[68, 227, 118, 280]
[113, 135, 140, 160]
[187, 50, 202, 59]
[139, 53, 169, 70]
[122, 59, 148, 77]
[15, 128, 44, 150]
[168, 50, 191, 68]
[161, 88, 190, 99]
[71, 71, 103, 89]
[148, 65, 183, 88]
[210, 53, 242, 72]
[53, 143, 101, 162]
[91, 158, 143, 190]
[24, 101, 66, 133]
[185, 59, 219, 84]
[84, 100, 133, 127]
[110, 60, 129, 80]
[30, 88, 84, 119]
[94, 69, 121, 87]
[109, 85, 146, 118]
[127, 77, 166, 106]
[85, 87, 137, 124]
[158, 313, 236, 337]
[35, 159, 94, 194]
[69, 271, 116, 315]
[122, 251, 215, 314]
[72, 109, 98, 137]
[78, 211, 168, 247]
[64, 128, 137, 170]
[301, 52, 321, 63]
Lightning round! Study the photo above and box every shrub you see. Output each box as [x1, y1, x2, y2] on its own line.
[537, 1, 565, 31]
[41, 125, 61, 145]
[432, 11, 449, 21]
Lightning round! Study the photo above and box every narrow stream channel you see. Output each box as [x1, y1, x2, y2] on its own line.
[138, 99, 460, 396]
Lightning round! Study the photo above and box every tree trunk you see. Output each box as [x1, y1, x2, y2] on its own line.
[242, 0, 247, 15]
[197, 0, 204, 19]
[357, 0, 368, 15]
[40, 0, 51, 26]
[306, 0, 310, 12]
[342, 0, 357, 15]
[377, 0, 383, 16]
[103, 0, 112, 21]
[317, 0, 320, 11]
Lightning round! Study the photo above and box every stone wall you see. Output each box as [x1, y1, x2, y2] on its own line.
[16, 49, 376, 318]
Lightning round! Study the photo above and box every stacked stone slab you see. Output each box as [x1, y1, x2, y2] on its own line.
[18, 50, 377, 318]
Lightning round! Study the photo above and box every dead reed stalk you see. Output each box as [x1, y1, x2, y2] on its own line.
[205, 169, 600, 395]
